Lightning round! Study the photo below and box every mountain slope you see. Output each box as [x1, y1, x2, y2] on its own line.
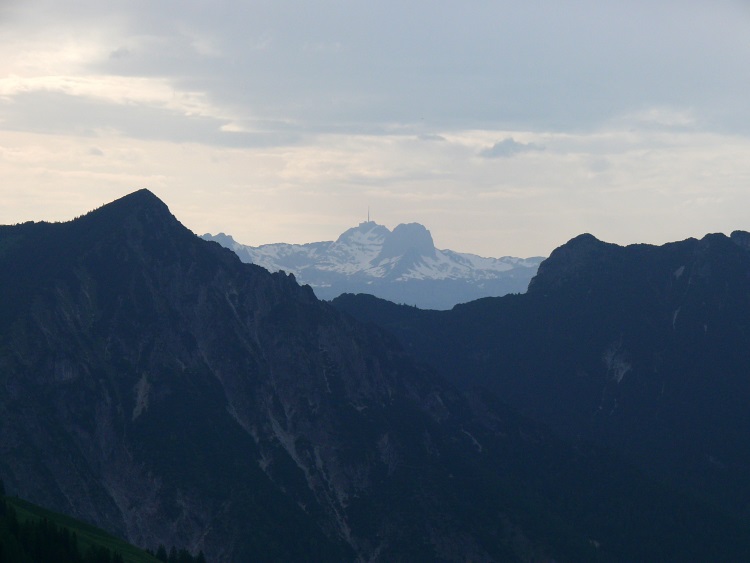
[1, 490, 165, 563]
[0, 191, 349, 561]
[203, 221, 542, 309]
[0, 191, 558, 561]
[333, 230, 750, 523]
[3, 192, 749, 561]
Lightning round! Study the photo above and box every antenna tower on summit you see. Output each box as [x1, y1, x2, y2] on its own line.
[368, 205, 370, 222]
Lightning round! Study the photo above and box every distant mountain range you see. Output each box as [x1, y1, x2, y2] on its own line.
[203, 222, 543, 309]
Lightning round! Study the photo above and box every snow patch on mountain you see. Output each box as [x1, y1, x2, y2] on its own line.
[203, 221, 544, 309]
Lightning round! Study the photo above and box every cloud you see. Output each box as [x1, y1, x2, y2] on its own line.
[614, 107, 699, 131]
[417, 134, 446, 142]
[0, 74, 217, 117]
[1, 1, 749, 144]
[479, 138, 544, 158]
[0, 90, 302, 147]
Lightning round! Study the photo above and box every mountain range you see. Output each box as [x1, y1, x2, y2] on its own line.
[1, 190, 749, 561]
[333, 230, 750, 529]
[203, 222, 542, 310]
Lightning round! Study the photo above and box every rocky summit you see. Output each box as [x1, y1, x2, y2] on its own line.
[2, 191, 750, 562]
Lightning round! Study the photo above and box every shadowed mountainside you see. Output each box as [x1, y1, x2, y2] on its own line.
[1, 192, 749, 561]
[333, 230, 750, 525]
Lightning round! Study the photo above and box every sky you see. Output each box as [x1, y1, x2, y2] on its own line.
[1, 1, 749, 257]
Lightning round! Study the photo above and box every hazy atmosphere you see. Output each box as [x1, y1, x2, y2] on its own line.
[1, 0, 749, 256]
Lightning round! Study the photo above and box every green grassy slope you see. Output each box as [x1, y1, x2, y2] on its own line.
[2, 494, 161, 563]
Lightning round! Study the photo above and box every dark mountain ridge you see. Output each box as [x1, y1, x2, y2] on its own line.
[2, 191, 750, 561]
[333, 229, 750, 522]
[0, 190, 547, 561]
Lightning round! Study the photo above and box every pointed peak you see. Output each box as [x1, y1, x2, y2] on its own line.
[86, 189, 170, 219]
[125, 187, 159, 200]
[73, 189, 180, 238]
[565, 232, 603, 247]
[528, 233, 619, 294]
[106, 188, 168, 212]
[544, 233, 616, 262]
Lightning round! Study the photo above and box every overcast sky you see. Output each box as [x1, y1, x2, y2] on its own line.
[1, 1, 749, 256]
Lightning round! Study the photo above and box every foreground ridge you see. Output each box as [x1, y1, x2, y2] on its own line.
[1, 192, 749, 561]
[334, 229, 750, 546]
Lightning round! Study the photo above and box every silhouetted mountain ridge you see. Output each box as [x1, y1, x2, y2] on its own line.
[3, 193, 750, 561]
[333, 229, 750, 523]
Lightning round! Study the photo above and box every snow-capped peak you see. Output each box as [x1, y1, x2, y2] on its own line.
[202, 221, 544, 309]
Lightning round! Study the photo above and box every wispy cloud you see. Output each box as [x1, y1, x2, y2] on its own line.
[479, 138, 544, 158]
